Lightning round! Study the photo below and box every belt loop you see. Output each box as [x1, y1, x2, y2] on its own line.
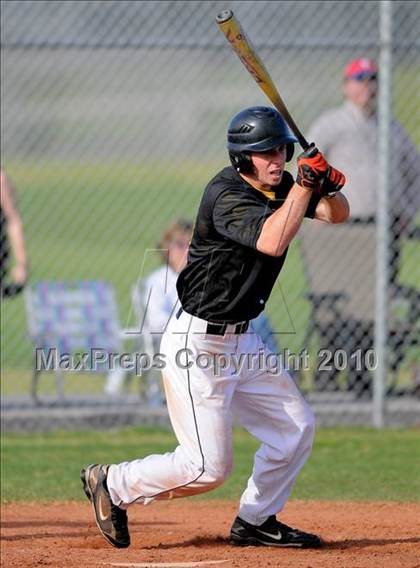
[205, 322, 227, 335]
[235, 321, 249, 334]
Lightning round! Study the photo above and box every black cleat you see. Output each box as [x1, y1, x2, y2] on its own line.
[80, 464, 130, 548]
[230, 515, 321, 548]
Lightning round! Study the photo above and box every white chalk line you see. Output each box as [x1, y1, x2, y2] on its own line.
[107, 560, 230, 568]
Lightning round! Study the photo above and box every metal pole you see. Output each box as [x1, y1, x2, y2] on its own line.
[374, 0, 393, 429]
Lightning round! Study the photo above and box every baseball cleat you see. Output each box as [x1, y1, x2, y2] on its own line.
[80, 463, 130, 548]
[230, 515, 321, 548]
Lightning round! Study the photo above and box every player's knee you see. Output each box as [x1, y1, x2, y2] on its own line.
[283, 403, 315, 460]
[304, 404, 316, 438]
[201, 460, 232, 488]
[298, 404, 316, 453]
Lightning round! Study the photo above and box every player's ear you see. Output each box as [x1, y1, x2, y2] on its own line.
[229, 151, 253, 173]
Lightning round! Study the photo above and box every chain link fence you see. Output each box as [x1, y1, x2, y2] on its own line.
[1, 0, 419, 429]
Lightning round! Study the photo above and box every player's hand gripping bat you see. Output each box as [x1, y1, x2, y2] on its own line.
[216, 9, 310, 151]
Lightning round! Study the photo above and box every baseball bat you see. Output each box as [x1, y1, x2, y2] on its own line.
[216, 9, 309, 151]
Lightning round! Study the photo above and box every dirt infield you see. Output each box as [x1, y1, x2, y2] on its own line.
[1, 500, 419, 567]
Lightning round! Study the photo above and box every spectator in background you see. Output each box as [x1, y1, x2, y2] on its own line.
[0, 169, 28, 298]
[307, 57, 420, 283]
[105, 218, 280, 398]
[304, 58, 420, 395]
[105, 219, 193, 400]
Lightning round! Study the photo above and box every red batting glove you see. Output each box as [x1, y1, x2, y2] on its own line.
[296, 144, 330, 191]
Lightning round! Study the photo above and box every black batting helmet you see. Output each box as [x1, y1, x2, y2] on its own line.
[227, 106, 297, 173]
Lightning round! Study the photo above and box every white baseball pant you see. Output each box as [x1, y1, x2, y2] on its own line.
[107, 308, 315, 525]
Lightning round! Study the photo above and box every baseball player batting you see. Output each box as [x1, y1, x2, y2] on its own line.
[81, 106, 348, 548]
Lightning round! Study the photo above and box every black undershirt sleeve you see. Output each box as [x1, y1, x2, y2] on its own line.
[305, 192, 322, 219]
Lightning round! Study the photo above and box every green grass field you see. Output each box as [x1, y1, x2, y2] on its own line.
[1, 426, 419, 503]
[1, 159, 419, 397]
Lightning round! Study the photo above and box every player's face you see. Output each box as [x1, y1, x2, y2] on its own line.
[250, 145, 286, 188]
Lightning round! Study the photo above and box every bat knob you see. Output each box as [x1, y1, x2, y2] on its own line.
[216, 9, 233, 24]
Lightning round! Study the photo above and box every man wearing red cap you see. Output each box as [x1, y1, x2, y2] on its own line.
[304, 57, 420, 393]
[308, 57, 419, 230]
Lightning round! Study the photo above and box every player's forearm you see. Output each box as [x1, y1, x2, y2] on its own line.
[256, 183, 312, 257]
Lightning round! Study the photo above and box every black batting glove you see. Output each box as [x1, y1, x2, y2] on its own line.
[319, 165, 346, 197]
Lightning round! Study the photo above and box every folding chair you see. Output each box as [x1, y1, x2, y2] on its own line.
[25, 281, 123, 401]
[299, 220, 419, 396]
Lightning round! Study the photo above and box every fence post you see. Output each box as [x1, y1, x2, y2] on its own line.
[374, 0, 393, 429]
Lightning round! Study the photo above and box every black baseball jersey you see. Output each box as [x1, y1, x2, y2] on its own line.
[177, 166, 319, 323]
